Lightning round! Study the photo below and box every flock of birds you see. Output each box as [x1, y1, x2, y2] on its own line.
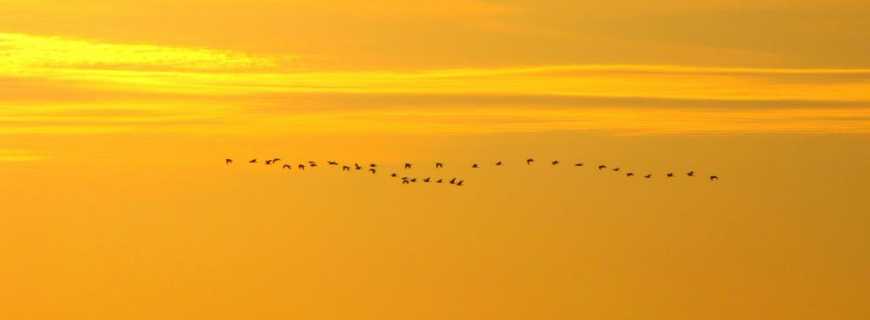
[224, 157, 720, 187]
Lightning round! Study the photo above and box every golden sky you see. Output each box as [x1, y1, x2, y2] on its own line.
[1, 1, 869, 320]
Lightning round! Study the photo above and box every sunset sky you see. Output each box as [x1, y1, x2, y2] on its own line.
[1, 1, 868, 319]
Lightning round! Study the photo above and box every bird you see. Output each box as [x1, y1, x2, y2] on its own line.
[391, 173, 398, 177]
[342, 165, 351, 171]
[370, 163, 377, 168]
[308, 161, 318, 167]
[495, 161, 503, 166]
[472, 163, 479, 168]
[667, 172, 674, 178]
[423, 177, 431, 183]
[272, 158, 281, 163]
[527, 158, 535, 165]
[355, 163, 362, 170]
[265, 160, 273, 165]
[449, 178, 456, 184]
[369, 168, 376, 174]
[404, 163, 413, 169]
[435, 162, 444, 168]
[575, 163, 584, 167]
[687, 171, 695, 177]
[298, 164, 305, 170]
[225, 159, 233, 165]
[410, 178, 417, 183]
[249, 159, 257, 164]
[552, 160, 559, 165]
[401, 178, 410, 184]
[710, 175, 719, 181]
[598, 165, 607, 170]
[644, 174, 652, 179]
[612, 167, 621, 172]
[436, 179, 443, 183]
[282, 164, 291, 170]
[626, 172, 635, 177]
[328, 161, 338, 166]
[456, 180, 464, 186]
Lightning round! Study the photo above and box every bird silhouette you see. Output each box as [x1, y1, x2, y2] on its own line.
[436, 179, 443, 183]
[449, 178, 456, 184]
[328, 161, 338, 166]
[404, 163, 413, 169]
[575, 163, 584, 167]
[456, 180, 464, 186]
[527, 158, 535, 165]
[667, 172, 674, 177]
[472, 163, 479, 168]
[308, 161, 318, 167]
[391, 173, 398, 177]
[598, 165, 607, 170]
[626, 172, 635, 177]
[552, 160, 560, 165]
[612, 167, 620, 172]
[687, 171, 695, 177]
[435, 162, 444, 168]
[369, 168, 376, 174]
[249, 159, 257, 164]
[710, 175, 719, 181]
[423, 177, 431, 183]
[225, 159, 233, 165]
[265, 160, 273, 165]
[282, 164, 291, 170]
[272, 158, 281, 163]
[496, 161, 503, 166]
[401, 178, 410, 184]
[644, 174, 652, 179]
[370, 163, 377, 168]
[355, 163, 362, 170]
[342, 165, 351, 171]
[410, 178, 417, 183]
[298, 164, 305, 170]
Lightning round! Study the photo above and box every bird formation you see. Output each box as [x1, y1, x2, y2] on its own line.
[225, 157, 722, 186]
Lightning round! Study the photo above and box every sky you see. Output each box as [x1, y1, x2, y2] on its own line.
[1, 1, 869, 319]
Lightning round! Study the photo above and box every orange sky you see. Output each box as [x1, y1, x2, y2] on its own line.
[1, 1, 869, 320]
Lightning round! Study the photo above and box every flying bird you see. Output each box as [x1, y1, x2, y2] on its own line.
[272, 158, 281, 163]
[265, 160, 273, 165]
[391, 173, 398, 177]
[472, 163, 479, 168]
[298, 164, 305, 170]
[249, 159, 257, 164]
[225, 159, 233, 165]
[449, 178, 456, 184]
[687, 171, 695, 177]
[404, 163, 413, 169]
[423, 177, 431, 183]
[410, 178, 417, 183]
[575, 163, 584, 167]
[355, 163, 362, 170]
[626, 172, 635, 177]
[667, 172, 674, 177]
[456, 180, 464, 186]
[598, 165, 607, 170]
[282, 164, 291, 170]
[710, 175, 719, 181]
[552, 160, 559, 165]
[369, 168, 376, 174]
[495, 161, 502, 166]
[436, 179, 443, 183]
[526, 158, 534, 165]
[328, 161, 338, 166]
[435, 162, 444, 168]
[612, 167, 620, 172]
[370, 163, 377, 168]
[342, 165, 351, 171]
[644, 174, 652, 179]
